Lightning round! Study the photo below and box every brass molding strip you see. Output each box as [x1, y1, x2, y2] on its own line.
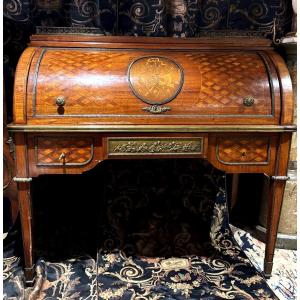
[271, 176, 290, 181]
[7, 124, 297, 133]
[13, 177, 33, 183]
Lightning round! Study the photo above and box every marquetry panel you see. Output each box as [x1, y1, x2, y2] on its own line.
[35, 49, 120, 111]
[35, 137, 93, 166]
[128, 56, 183, 104]
[216, 137, 270, 164]
[185, 52, 271, 108]
[28, 48, 278, 125]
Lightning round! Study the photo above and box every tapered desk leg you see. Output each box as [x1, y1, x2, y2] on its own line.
[16, 180, 35, 285]
[264, 133, 291, 278]
[14, 133, 35, 286]
[264, 176, 288, 277]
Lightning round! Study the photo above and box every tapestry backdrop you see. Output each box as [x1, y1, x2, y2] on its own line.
[3, 0, 293, 122]
[2, 0, 294, 236]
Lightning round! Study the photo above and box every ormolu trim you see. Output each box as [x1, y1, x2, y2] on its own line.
[271, 176, 290, 181]
[107, 137, 203, 156]
[34, 113, 275, 118]
[7, 124, 297, 133]
[36, 26, 104, 35]
[13, 177, 33, 183]
[142, 105, 171, 114]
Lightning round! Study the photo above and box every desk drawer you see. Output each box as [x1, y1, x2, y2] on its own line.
[208, 134, 278, 174]
[216, 137, 270, 165]
[35, 137, 94, 166]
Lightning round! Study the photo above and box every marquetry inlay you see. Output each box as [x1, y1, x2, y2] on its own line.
[128, 56, 184, 105]
[35, 137, 93, 166]
[216, 137, 270, 165]
[107, 137, 203, 156]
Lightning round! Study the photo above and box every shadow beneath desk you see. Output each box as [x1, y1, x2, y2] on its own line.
[32, 159, 224, 260]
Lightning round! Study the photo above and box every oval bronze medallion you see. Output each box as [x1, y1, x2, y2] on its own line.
[128, 56, 184, 105]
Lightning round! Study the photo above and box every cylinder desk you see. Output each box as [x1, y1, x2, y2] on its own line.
[8, 34, 296, 285]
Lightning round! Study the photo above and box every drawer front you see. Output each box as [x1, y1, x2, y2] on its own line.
[28, 48, 279, 125]
[35, 137, 93, 166]
[216, 137, 270, 165]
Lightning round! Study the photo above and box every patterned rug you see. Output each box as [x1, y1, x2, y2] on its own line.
[4, 232, 296, 300]
[232, 227, 297, 300]
[3, 160, 294, 299]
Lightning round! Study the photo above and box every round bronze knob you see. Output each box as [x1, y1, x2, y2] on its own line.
[243, 97, 255, 107]
[56, 96, 65, 107]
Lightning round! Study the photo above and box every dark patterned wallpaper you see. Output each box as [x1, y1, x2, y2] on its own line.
[4, 0, 293, 59]
[4, 0, 293, 37]
[3, 0, 293, 120]
[2, 0, 293, 238]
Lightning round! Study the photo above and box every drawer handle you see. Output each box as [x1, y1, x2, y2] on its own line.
[243, 96, 255, 107]
[58, 153, 66, 164]
[56, 96, 65, 107]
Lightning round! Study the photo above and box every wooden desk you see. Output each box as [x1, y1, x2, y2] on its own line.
[8, 35, 295, 285]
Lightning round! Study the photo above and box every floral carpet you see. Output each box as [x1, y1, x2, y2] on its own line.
[3, 160, 296, 299]
[232, 227, 297, 300]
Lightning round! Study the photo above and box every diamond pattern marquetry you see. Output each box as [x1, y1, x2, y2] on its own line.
[217, 138, 269, 164]
[34, 49, 272, 120]
[185, 53, 266, 107]
[36, 50, 126, 112]
[36, 137, 93, 165]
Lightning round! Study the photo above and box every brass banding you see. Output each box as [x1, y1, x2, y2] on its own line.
[7, 124, 297, 133]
